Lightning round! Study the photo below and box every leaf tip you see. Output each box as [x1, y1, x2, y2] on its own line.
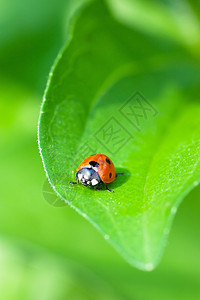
[144, 262, 155, 272]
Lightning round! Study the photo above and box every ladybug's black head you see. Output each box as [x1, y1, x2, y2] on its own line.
[77, 168, 101, 187]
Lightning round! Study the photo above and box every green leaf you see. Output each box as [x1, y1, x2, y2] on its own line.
[38, 0, 200, 270]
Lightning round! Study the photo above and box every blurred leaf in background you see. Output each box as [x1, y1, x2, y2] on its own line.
[0, 0, 200, 299]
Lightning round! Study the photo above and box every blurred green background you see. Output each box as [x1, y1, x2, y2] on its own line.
[0, 0, 200, 299]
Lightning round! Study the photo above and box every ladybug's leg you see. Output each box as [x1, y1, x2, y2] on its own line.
[94, 181, 103, 191]
[116, 172, 124, 177]
[69, 173, 79, 185]
[94, 186, 101, 191]
[104, 183, 114, 193]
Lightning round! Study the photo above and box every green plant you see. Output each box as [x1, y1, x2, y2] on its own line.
[38, 0, 200, 271]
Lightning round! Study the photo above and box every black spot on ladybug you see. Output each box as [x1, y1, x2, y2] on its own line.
[109, 172, 112, 178]
[106, 158, 111, 164]
[89, 161, 99, 167]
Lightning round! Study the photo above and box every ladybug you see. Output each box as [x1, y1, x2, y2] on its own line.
[70, 154, 123, 192]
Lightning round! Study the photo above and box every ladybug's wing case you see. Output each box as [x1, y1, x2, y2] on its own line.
[76, 155, 97, 171]
[77, 154, 116, 184]
[97, 155, 116, 183]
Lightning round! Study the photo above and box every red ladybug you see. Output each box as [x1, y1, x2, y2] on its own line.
[70, 154, 123, 192]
